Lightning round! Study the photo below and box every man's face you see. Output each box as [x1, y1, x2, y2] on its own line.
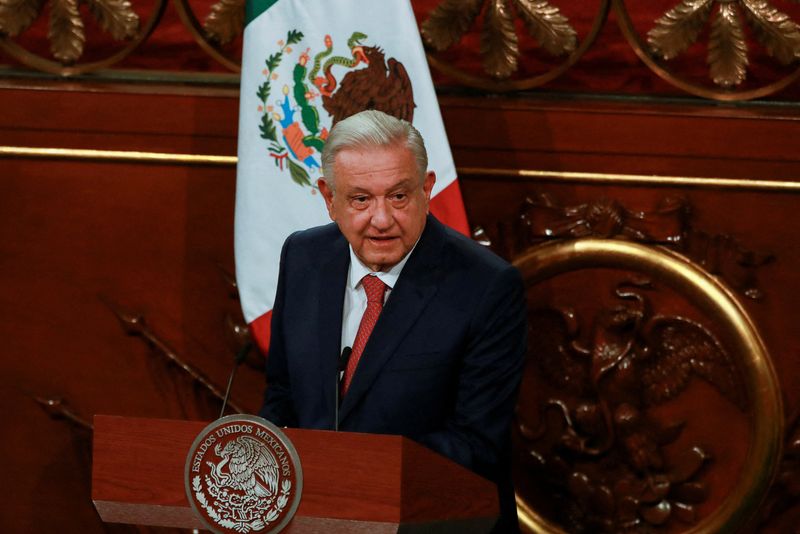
[318, 143, 435, 272]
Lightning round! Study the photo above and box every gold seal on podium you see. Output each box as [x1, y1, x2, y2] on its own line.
[184, 414, 303, 534]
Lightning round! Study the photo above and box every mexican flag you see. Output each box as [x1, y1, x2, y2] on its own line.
[235, 0, 469, 355]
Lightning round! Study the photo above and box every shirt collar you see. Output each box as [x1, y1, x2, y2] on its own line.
[347, 237, 420, 291]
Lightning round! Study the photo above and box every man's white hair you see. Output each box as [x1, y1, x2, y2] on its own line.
[320, 110, 428, 191]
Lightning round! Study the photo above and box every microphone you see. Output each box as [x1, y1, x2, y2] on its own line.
[219, 341, 253, 419]
[334, 346, 352, 431]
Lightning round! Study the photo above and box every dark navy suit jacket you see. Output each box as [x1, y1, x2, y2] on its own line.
[260, 214, 527, 529]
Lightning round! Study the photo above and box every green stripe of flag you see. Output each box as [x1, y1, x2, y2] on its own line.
[245, 0, 279, 27]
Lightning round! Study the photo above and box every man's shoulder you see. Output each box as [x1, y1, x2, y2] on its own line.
[281, 222, 345, 264]
[286, 222, 343, 249]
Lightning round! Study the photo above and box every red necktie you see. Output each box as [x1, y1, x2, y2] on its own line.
[342, 275, 387, 394]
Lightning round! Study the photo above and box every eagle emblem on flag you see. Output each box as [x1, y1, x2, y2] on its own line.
[255, 29, 416, 188]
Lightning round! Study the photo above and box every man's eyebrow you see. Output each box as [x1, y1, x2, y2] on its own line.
[385, 179, 414, 192]
[345, 179, 415, 196]
[346, 188, 370, 196]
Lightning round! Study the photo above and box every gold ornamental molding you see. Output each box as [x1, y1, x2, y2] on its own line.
[512, 238, 784, 533]
[459, 166, 800, 192]
[0, 146, 236, 165]
[4, 145, 800, 192]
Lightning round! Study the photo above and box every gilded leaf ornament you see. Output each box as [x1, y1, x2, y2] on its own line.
[709, 3, 749, 87]
[647, 0, 715, 60]
[204, 0, 245, 45]
[85, 0, 138, 41]
[0, 0, 139, 64]
[742, 0, 800, 65]
[513, 0, 577, 56]
[48, 0, 84, 63]
[0, 0, 44, 36]
[483, 0, 519, 78]
[422, 0, 578, 79]
[421, 0, 484, 52]
[647, 0, 800, 87]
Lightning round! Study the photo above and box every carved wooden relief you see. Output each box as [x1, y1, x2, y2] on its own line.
[511, 239, 783, 533]
[496, 193, 773, 301]
[758, 411, 800, 531]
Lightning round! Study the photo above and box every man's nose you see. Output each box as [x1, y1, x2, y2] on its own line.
[370, 198, 393, 230]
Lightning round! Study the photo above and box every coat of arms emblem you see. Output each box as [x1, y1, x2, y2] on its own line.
[254, 29, 416, 189]
[185, 415, 303, 534]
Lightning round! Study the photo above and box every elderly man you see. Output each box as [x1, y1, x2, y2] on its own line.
[260, 110, 527, 532]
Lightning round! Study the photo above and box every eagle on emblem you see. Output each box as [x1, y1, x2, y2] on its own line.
[322, 45, 416, 126]
[207, 436, 280, 498]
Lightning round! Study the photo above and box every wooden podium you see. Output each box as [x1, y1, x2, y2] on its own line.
[91, 415, 499, 533]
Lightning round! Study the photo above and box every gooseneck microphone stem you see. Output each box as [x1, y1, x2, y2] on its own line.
[219, 341, 253, 419]
[334, 346, 352, 431]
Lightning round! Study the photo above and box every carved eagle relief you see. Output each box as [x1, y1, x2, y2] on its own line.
[530, 282, 747, 413]
[518, 281, 749, 529]
[640, 317, 747, 411]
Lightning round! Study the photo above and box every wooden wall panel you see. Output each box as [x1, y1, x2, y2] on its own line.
[1, 83, 799, 532]
[0, 155, 263, 532]
[442, 97, 800, 180]
[0, 83, 239, 153]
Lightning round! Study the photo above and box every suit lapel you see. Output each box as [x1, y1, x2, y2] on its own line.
[339, 216, 447, 423]
[316, 233, 349, 429]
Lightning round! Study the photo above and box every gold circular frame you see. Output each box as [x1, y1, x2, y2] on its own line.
[512, 238, 783, 533]
[0, 0, 167, 76]
[425, 0, 610, 92]
[613, 0, 800, 101]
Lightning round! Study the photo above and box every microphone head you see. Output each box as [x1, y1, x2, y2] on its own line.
[234, 341, 253, 365]
[338, 346, 352, 371]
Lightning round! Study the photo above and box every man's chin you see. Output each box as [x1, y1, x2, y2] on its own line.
[358, 249, 403, 272]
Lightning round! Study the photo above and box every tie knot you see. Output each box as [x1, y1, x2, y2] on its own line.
[362, 275, 387, 304]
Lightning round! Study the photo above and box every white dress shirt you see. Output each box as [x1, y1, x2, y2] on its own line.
[340, 242, 418, 353]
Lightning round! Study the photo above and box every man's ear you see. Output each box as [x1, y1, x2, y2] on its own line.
[317, 178, 336, 220]
[423, 171, 436, 208]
